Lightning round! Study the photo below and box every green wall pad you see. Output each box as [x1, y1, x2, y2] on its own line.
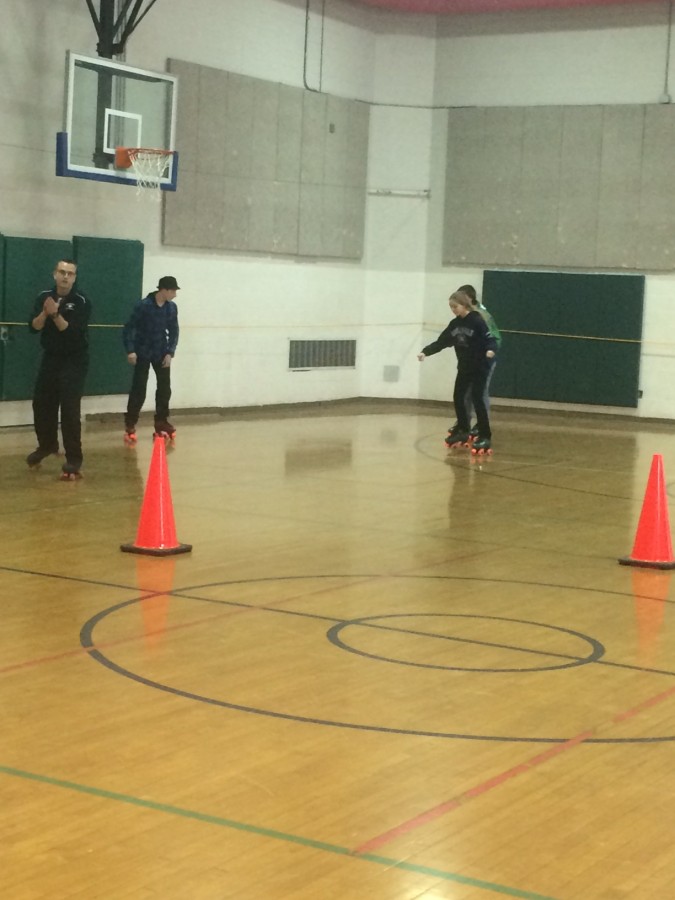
[0, 236, 143, 402]
[73, 236, 144, 396]
[482, 270, 644, 408]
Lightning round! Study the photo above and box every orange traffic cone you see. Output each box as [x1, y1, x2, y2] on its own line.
[121, 435, 192, 556]
[619, 454, 675, 569]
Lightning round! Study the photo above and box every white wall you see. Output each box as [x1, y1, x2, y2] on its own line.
[434, 4, 673, 108]
[360, 11, 437, 399]
[2, 0, 674, 427]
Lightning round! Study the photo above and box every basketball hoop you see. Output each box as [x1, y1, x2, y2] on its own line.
[114, 147, 174, 199]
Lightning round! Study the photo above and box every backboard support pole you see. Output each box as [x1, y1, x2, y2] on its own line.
[93, 1, 115, 168]
[83, 0, 161, 57]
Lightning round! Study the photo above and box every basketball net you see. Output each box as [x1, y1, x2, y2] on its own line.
[115, 148, 173, 201]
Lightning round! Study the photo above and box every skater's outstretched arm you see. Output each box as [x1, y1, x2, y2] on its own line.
[418, 322, 456, 360]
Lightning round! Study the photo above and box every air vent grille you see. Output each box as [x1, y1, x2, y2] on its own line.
[289, 340, 356, 369]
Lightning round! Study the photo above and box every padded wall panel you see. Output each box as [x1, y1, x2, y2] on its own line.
[199, 66, 228, 177]
[597, 106, 643, 270]
[324, 96, 350, 185]
[482, 270, 643, 408]
[226, 74, 256, 179]
[638, 105, 675, 271]
[248, 179, 276, 253]
[222, 177, 252, 252]
[195, 172, 222, 250]
[170, 60, 200, 172]
[519, 107, 563, 266]
[558, 107, 603, 268]
[277, 87, 303, 182]
[301, 91, 326, 185]
[249, 180, 300, 254]
[298, 183, 324, 257]
[165, 169, 197, 248]
[252, 81, 280, 180]
[488, 108, 523, 267]
[444, 108, 488, 264]
[1, 237, 144, 403]
[445, 104, 675, 271]
[73, 236, 144, 396]
[346, 102, 370, 187]
[321, 185, 344, 257]
[164, 60, 368, 260]
[344, 186, 367, 258]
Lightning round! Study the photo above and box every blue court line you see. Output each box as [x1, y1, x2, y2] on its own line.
[0, 764, 558, 900]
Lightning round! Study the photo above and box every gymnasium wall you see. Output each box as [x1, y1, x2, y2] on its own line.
[3, 0, 675, 427]
[422, 1, 675, 420]
[0, 0, 435, 428]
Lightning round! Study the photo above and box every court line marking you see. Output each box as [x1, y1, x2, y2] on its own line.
[353, 679, 675, 856]
[1, 562, 673, 608]
[5, 572, 675, 721]
[1, 568, 667, 896]
[415, 435, 640, 501]
[0, 764, 558, 900]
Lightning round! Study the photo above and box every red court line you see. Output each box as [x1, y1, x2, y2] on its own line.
[354, 682, 675, 856]
[0, 591, 250, 676]
[0, 576, 375, 677]
[353, 729, 594, 855]
[611, 682, 675, 722]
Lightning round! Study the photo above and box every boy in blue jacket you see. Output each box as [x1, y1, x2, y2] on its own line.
[123, 275, 180, 440]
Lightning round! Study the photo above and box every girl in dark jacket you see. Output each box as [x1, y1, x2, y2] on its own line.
[418, 290, 496, 453]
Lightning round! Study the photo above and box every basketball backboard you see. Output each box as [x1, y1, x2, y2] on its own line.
[56, 51, 178, 190]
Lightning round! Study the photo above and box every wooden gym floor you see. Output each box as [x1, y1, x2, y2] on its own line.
[2, 401, 675, 900]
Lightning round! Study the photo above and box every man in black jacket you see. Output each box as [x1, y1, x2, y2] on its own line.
[27, 259, 91, 479]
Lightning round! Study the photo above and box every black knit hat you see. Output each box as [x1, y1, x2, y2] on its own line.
[157, 276, 180, 290]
